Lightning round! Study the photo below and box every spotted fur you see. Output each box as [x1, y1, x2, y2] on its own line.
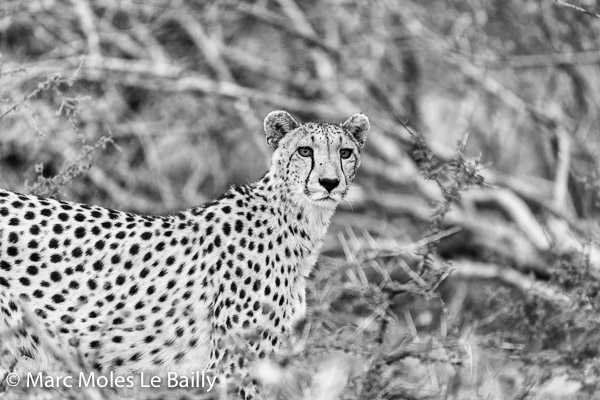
[0, 111, 369, 398]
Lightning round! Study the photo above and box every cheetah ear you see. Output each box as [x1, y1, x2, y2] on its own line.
[264, 110, 299, 149]
[342, 113, 370, 149]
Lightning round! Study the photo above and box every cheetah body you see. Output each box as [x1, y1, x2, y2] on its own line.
[0, 111, 369, 394]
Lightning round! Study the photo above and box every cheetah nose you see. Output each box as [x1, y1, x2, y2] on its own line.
[319, 178, 340, 193]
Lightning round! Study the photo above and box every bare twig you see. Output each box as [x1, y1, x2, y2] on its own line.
[27, 134, 117, 197]
[485, 51, 600, 69]
[175, 11, 234, 82]
[462, 189, 551, 251]
[71, 0, 101, 56]
[236, 3, 340, 56]
[452, 260, 573, 305]
[0, 74, 63, 121]
[553, 127, 572, 213]
[554, 0, 600, 19]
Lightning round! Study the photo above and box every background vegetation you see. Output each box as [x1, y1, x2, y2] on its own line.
[1, 0, 600, 399]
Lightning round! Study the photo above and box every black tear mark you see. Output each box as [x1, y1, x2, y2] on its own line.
[304, 153, 315, 194]
[340, 151, 348, 187]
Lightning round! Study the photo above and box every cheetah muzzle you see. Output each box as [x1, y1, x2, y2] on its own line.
[0, 111, 369, 399]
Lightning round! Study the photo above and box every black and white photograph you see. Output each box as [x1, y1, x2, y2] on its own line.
[0, 1, 599, 399]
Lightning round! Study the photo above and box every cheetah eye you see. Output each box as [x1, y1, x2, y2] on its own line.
[340, 149, 353, 159]
[297, 147, 313, 157]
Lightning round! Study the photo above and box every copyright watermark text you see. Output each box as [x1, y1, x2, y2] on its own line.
[5, 371, 217, 391]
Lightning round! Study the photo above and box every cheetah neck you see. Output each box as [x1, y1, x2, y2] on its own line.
[256, 170, 335, 274]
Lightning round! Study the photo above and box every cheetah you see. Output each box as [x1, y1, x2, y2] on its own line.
[0, 110, 369, 398]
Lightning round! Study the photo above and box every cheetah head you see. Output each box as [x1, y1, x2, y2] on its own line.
[264, 111, 369, 209]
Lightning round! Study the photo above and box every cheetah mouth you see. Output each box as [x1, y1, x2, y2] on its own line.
[303, 189, 342, 207]
[312, 195, 339, 205]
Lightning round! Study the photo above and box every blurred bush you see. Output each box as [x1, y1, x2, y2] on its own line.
[1, 0, 599, 215]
